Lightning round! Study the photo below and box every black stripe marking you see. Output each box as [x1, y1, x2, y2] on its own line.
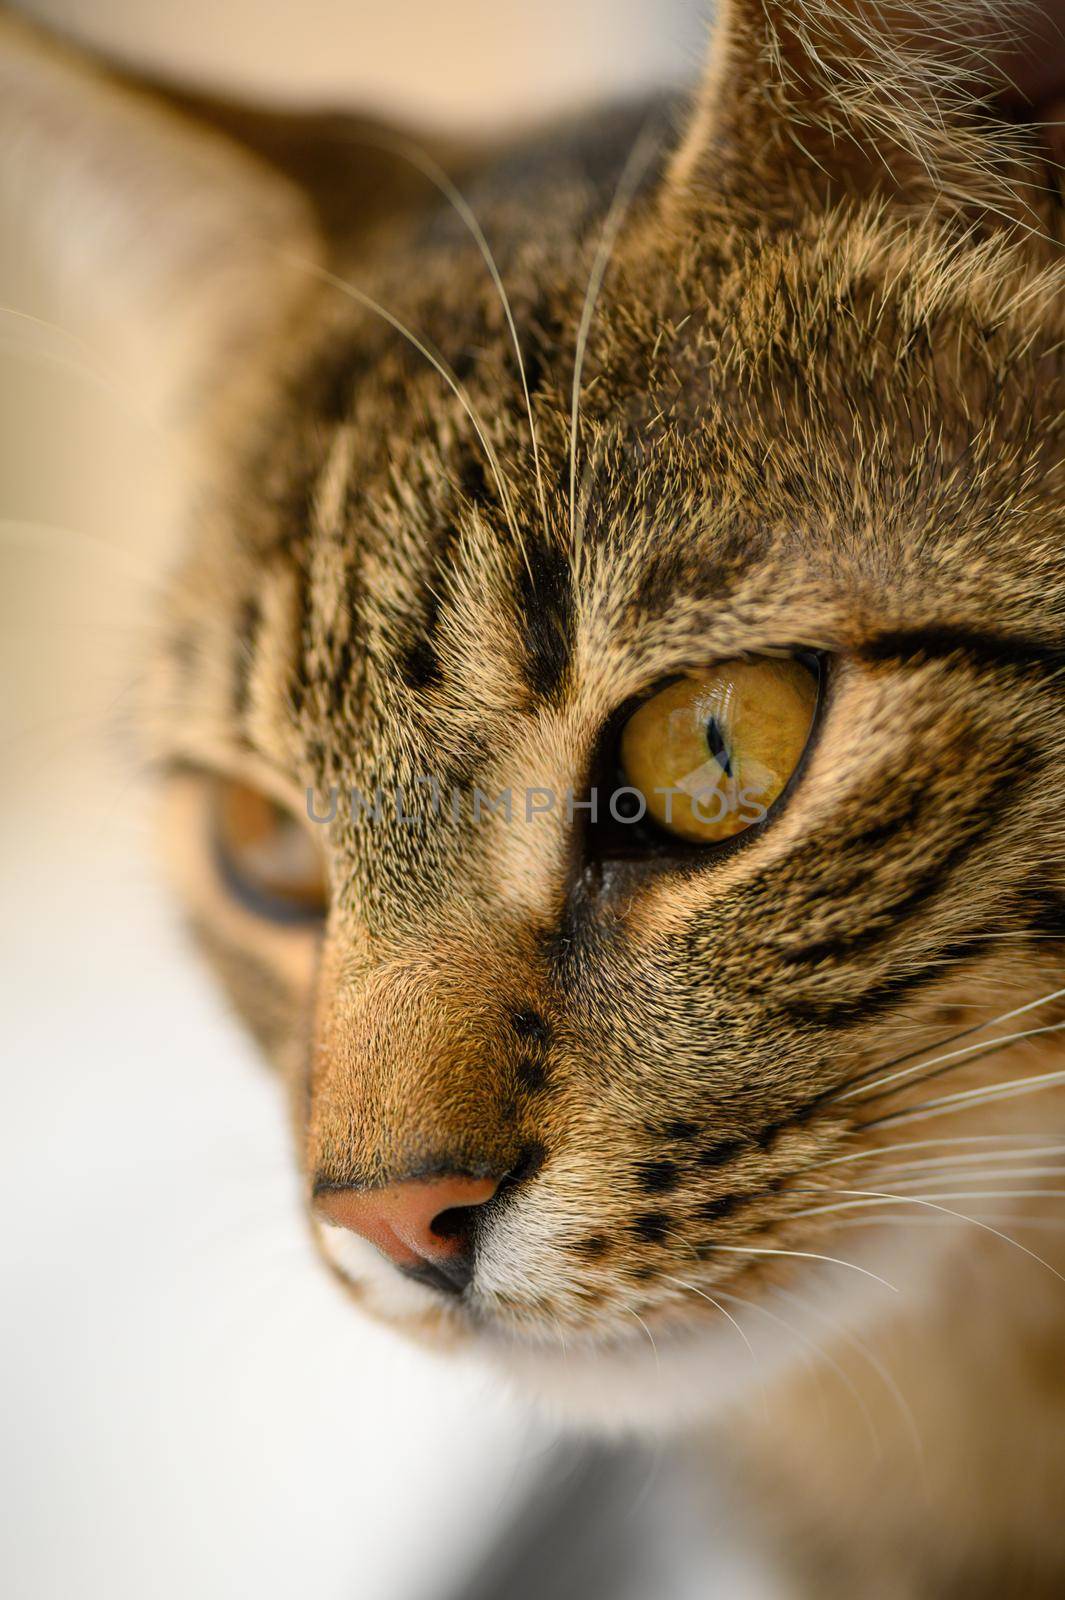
[631, 1211, 670, 1244]
[635, 1159, 680, 1195]
[400, 523, 460, 693]
[511, 1008, 551, 1044]
[698, 1138, 746, 1168]
[233, 596, 261, 717]
[1025, 887, 1065, 939]
[780, 936, 989, 1029]
[400, 571, 444, 691]
[329, 560, 364, 713]
[402, 634, 443, 691]
[661, 1118, 701, 1141]
[859, 627, 1065, 675]
[288, 551, 312, 718]
[769, 737, 1038, 975]
[516, 1056, 549, 1092]
[777, 823, 995, 970]
[515, 537, 574, 700]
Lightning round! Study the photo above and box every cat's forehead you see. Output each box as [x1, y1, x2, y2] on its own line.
[162, 164, 1065, 807]
[290, 199, 1064, 691]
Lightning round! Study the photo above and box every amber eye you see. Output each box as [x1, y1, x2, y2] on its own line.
[213, 778, 328, 921]
[618, 657, 819, 845]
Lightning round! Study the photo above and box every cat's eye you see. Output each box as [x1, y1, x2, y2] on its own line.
[618, 657, 819, 845]
[213, 778, 328, 921]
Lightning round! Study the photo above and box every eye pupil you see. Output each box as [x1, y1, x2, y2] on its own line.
[705, 715, 733, 777]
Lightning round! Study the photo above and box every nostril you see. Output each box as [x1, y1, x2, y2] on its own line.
[429, 1203, 481, 1245]
[312, 1170, 500, 1285]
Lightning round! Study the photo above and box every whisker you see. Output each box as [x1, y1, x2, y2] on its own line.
[840, 1018, 1065, 1104]
[715, 1287, 881, 1455]
[344, 131, 550, 543]
[808, 1188, 1065, 1287]
[552, 1315, 570, 1368]
[832, 1214, 1065, 1235]
[570, 419, 612, 559]
[0, 302, 163, 429]
[660, 1273, 761, 1369]
[868, 1178, 1065, 1195]
[705, 1242, 898, 1293]
[775, 1283, 923, 1469]
[858, 1065, 1065, 1131]
[796, 1187, 1065, 1213]
[625, 1305, 661, 1373]
[814, 1132, 1064, 1174]
[0, 517, 166, 592]
[283, 254, 531, 579]
[660, 1271, 770, 1423]
[829, 1214, 975, 1231]
[869, 1148, 1065, 1181]
[835, 983, 1065, 1098]
[660, 1224, 703, 1266]
[568, 118, 662, 558]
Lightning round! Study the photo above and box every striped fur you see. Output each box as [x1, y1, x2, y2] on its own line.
[10, 3, 1065, 1592]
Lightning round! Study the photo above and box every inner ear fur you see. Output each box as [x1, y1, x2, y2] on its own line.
[667, 0, 1057, 226]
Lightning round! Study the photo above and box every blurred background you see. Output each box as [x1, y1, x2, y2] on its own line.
[0, 5, 753, 1599]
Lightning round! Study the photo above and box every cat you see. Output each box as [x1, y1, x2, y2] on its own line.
[4, 1, 1065, 1592]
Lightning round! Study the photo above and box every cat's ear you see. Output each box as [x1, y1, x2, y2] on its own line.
[666, 0, 1028, 221]
[0, 11, 324, 421]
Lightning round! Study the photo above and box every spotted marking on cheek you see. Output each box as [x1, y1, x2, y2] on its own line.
[632, 1212, 671, 1244]
[662, 1118, 701, 1141]
[698, 1138, 747, 1169]
[508, 1141, 547, 1183]
[571, 1233, 610, 1258]
[510, 1007, 550, 1044]
[635, 1158, 680, 1194]
[516, 1056, 549, 1092]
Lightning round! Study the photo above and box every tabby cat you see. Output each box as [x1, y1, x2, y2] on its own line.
[5, 1, 1065, 1593]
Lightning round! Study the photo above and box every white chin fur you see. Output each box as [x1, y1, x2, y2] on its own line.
[483, 1315, 784, 1434]
[316, 1215, 949, 1433]
[490, 1221, 959, 1432]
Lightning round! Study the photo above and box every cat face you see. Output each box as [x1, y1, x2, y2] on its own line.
[157, 178, 1065, 1396]
[10, 3, 1063, 1420]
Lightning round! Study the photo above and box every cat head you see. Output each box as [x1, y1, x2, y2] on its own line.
[9, 3, 1064, 1424]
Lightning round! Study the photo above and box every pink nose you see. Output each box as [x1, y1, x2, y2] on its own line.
[313, 1174, 499, 1270]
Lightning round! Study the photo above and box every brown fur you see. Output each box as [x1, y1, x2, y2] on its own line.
[6, 2, 1065, 1591]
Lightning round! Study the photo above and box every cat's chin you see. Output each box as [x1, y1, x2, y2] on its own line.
[476, 1316, 774, 1433]
[317, 1220, 745, 1423]
[315, 1214, 959, 1432]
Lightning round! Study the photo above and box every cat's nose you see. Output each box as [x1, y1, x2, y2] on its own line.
[313, 1173, 499, 1291]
